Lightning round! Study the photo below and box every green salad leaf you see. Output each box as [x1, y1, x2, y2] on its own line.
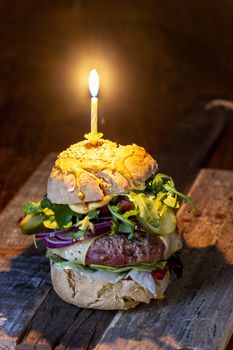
[23, 201, 43, 215]
[21, 172, 194, 241]
[90, 261, 167, 273]
[21, 197, 82, 233]
[129, 192, 160, 234]
[49, 253, 167, 273]
[76, 215, 94, 232]
[147, 172, 195, 211]
[108, 204, 135, 238]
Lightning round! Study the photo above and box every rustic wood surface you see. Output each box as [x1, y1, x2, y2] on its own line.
[157, 102, 226, 190]
[95, 169, 233, 350]
[0, 155, 56, 349]
[1, 2, 233, 349]
[0, 103, 232, 349]
[1, 1, 233, 214]
[0, 154, 56, 254]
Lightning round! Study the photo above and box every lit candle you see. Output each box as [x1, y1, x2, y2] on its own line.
[89, 69, 99, 134]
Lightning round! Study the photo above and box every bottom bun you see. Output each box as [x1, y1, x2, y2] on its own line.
[50, 262, 170, 310]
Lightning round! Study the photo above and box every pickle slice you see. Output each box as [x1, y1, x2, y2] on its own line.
[159, 208, 176, 235]
[19, 214, 44, 234]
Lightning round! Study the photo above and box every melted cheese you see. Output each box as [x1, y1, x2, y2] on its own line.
[50, 237, 97, 265]
[159, 231, 183, 259]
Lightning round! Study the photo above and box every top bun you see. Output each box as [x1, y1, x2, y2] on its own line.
[47, 139, 157, 204]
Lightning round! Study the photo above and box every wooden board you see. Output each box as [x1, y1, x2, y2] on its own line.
[0, 154, 56, 255]
[157, 102, 226, 190]
[16, 289, 116, 350]
[0, 103, 229, 349]
[0, 256, 50, 345]
[95, 169, 233, 350]
[0, 155, 56, 349]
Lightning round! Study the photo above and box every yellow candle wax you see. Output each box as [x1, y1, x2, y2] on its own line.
[89, 69, 99, 134]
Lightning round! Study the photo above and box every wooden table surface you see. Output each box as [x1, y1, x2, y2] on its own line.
[0, 1, 233, 349]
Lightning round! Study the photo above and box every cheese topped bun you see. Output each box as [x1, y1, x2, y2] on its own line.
[47, 139, 157, 204]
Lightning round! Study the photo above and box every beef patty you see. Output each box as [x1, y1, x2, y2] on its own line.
[85, 232, 165, 266]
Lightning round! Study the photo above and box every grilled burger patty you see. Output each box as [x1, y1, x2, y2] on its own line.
[85, 232, 165, 266]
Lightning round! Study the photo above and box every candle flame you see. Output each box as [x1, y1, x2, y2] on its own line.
[89, 69, 99, 97]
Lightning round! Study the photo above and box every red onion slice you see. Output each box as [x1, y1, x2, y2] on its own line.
[43, 237, 77, 248]
[55, 234, 75, 242]
[35, 221, 112, 239]
[37, 220, 113, 249]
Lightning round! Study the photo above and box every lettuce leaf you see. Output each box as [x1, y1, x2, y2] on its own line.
[22, 197, 92, 234]
[90, 261, 167, 273]
[23, 201, 43, 215]
[49, 253, 167, 273]
[129, 192, 160, 233]
[148, 173, 195, 211]
[108, 204, 135, 238]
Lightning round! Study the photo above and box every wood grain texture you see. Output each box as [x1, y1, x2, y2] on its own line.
[0, 255, 51, 348]
[0, 153, 56, 254]
[0, 1, 233, 348]
[0, 154, 56, 350]
[16, 289, 116, 350]
[95, 169, 233, 350]
[157, 103, 226, 190]
[13, 104, 227, 350]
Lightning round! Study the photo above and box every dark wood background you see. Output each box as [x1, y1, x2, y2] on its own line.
[1, 0, 233, 212]
[0, 1, 233, 349]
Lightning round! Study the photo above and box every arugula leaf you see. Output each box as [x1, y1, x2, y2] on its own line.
[22, 197, 82, 233]
[163, 193, 179, 208]
[49, 254, 168, 274]
[108, 204, 135, 238]
[151, 173, 166, 192]
[88, 209, 100, 219]
[76, 215, 94, 232]
[51, 205, 74, 229]
[163, 184, 195, 210]
[147, 173, 195, 211]
[118, 222, 133, 234]
[123, 209, 138, 219]
[23, 201, 42, 215]
[90, 261, 167, 273]
[129, 192, 160, 233]
[110, 220, 117, 235]
[41, 197, 52, 209]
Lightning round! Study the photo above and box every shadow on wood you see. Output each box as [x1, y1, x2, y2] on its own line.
[94, 244, 233, 350]
[0, 241, 232, 350]
[0, 103, 231, 349]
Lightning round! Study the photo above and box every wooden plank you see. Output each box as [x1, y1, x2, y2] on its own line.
[95, 169, 233, 350]
[0, 153, 56, 255]
[16, 289, 116, 350]
[0, 154, 56, 349]
[157, 102, 226, 190]
[13, 103, 227, 350]
[0, 255, 51, 348]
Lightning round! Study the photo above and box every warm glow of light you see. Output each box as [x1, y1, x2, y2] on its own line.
[89, 69, 99, 97]
[67, 44, 122, 106]
[63, 42, 132, 115]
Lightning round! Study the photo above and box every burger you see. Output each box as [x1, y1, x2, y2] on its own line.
[19, 138, 193, 310]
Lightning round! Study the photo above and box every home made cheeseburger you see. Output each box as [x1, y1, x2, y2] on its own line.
[19, 138, 193, 310]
